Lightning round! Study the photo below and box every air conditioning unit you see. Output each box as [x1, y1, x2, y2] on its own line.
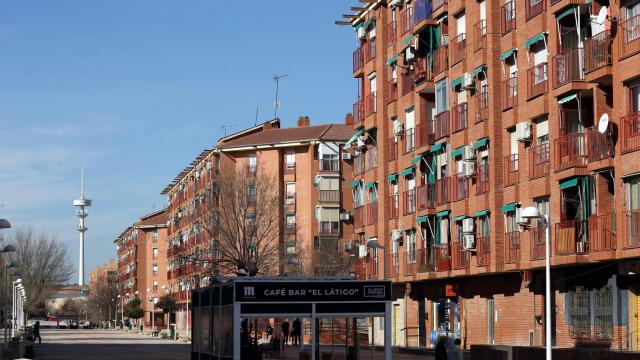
[358, 245, 369, 258]
[314, 175, 321, 187]
[464, 161, 476, 177]
[356, 136, 366, 149]
[340, 212, 351, 221]
[341, 152, 352, 160]
[405, 46, 416, 62]
[391, 229, 403, 241]
[516, 122, 532, 142]
[463, 145, 476, 161]
[463, 234, 476, 251]
[393, 122, 405, 136]
[463, 218, 475, 233]
[389, 0, 403, 8]
[516, 207, 528, 226]
[357, 27, 367, 40]
[463, 72, 475, 89]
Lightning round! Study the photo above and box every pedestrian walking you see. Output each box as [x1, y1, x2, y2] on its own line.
[280, 320, 290, 345]
[435, 336, 447, 360]
[33, 321, 42, 345]
[292, 318, 301, 346]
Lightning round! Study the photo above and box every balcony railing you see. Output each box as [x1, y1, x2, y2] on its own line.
[476, 235, 490, 266]
[452, 241, 470, 269]
[320, 159, 340, 173]
[417, 184, 436, 210]
[389, 195, 399, 219]
[401, 70, 415, 95]
[432, 45, 448, 76]
[353, 155, 364, 176]
[353, 206, 365, 228]
[433, 0, 447, 12]
[452, 102, 468, 133]
[587, 127, 615, 162]
[504, 154, 519, 186]
[501, 1, 516, 35]
[319, 190, 340, 203]
[365, 146, 378, 171]
[435, 176, 450, 205]
[529, 142, 550, 179]
[386, 21, 397, 46]
[353, 99, 363, 124]
[555, 220, 588, 255]
[525, 0, 545, 20]
[398, 7, 415, 35]
[388, 138, 398, 162]
[353, 47, 364, 72]
[433, 111, 450, 140]
[319, 221, 340, 236]
[502, 77, 517, 110]
[434, 244, 451, 272]
[402, 250, 416, 276]
[405, 128, 415, 153]
[585, 31, 612, 73]
[404, 189, 417, 215]
[389, 253, 400, 277]
[530, 225, 547, 260]
[413, 56, 433, 83]
[589, 213, 616, 252]
[619, 14, 640, 59]
[365, 92, 377, 116]
[451, 34, 466, 65]
[476, 163, 489, 195]
[474, 20, 487, 52]
[367, 202, 378, 226]
[622, 112, 640, 153]
[553, 48, 585, 88]
[414, 0, 433, 25]
[417, 248, 435, 272]
[505, 231, 521, 263]
[452, 173, 468, 201]
[364, 38, 376, 62]
[476, 91, 489, 123]
[417, 121, 434, 148]
[625, 210, 640, 248]
[527, 63, 548, 99]
[554, 132, 587, 171]
[387, 79, 398, 104]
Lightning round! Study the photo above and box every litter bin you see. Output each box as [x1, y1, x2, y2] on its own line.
[169, 324, 176, 339]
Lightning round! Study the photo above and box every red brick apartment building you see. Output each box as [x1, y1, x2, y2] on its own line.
[114, 210, 168, 329]
[161, 117, 354, 338]
[340, 0, 640, 351]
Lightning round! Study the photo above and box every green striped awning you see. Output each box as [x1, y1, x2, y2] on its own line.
[363, 18, 376, 29]
[416, 215, 429, 224]
[430, 142, 446, 153]
[388, 173, 398, 183]
[344, 128, 365, 148]
[475, 209, 490, 217]
[558, 93, 577, 104]
[453, 215, 467, 222]
[386, 54, 399, 66]
[556, 7, 575, 21]
[436, 210, 450, 218]
[412, 155, 423, 164]
[400, 166, 415, 177]
[450, 76, 463, 88]
[499, 48, 517, 61]
[470, 64, 487, 77]
[364, 181, 377, 190]
[353, 22, 364, 31]
[451, 146, 465, 158]
[560, 177, 579, 190]
[403, 34, 415, 45]
[350, 180, 361, 188]
[524, 32, 547, 48]
[284, 211, 295, 216]
[473, 137, 489, 149]
[501, 202, 518, 213]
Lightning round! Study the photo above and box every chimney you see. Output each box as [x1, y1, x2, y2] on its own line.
[297, 116, 310, 127]
[344, 113, 355, 126]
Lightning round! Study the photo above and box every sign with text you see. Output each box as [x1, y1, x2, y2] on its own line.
[235, 281, 392, 303]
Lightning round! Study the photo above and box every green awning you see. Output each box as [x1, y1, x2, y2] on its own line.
[387, 173, 398, 183]
[558, 93, 577, 104]
[475, 209, 490, 217]
[470, 64, 487, 77]
[386, 54, 399, 66]
[450, 76, 463, 88]
[501, 202, 518, 213]
[353, 22, 364, 31]
[451, 146, 465, 158]
[473, 137, 489, 150]
[364, 181, 377, 190]
[453, 215, 467, 222]
[244, 213, 256, 220]
[556, 7, 575, 21]
[403, 34, 415, 45]
[412, 155, 423, 164]
[284, 211, 295, 216]
[430, 142, 446, 153]
[344, 128, 365, 148]
[400, 166, 415, 177]
[436, 210, 450, 218]
[416, 215, 429, 224]
[560, 177, 579, 190]
[499, 48, 516, 61]
[349, 180, 361, 188]
[524, 32, 547, 48]
[363, 18, 376, 29]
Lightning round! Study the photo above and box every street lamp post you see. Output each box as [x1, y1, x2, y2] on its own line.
[521, 206, 551, 360]
[2, 258, 17, 345]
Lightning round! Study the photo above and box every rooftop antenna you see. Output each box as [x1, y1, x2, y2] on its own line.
[255, 106, 259, 126]
[273, 74, 288, 120]
[221, 124, 236, 136]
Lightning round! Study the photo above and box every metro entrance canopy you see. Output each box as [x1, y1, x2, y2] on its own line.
[191, 276, 393, 360]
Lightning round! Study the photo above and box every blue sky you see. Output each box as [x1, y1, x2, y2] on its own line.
[0, 0, 357, 283]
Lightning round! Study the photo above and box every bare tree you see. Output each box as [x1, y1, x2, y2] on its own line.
[298, 238, 353, 276]
[88, 272, 118, 322]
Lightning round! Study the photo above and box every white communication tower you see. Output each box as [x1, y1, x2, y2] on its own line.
[73, 170, 91, 286]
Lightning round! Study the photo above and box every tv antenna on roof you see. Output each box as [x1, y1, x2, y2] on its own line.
[221, 124, 236, 136]
[273, 74, 288, 120]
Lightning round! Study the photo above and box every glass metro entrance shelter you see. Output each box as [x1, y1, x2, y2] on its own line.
[191, 277, 392, 360]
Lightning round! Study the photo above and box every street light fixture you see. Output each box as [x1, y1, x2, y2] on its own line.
[520, 206, 551, 360]
[3, 259, 17, 345]
[366, 238, 387, 280]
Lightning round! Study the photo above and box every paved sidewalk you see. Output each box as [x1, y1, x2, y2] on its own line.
[35, 328, 189, 360]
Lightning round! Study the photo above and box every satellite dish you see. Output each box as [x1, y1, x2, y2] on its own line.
[598, 113, 610, 134]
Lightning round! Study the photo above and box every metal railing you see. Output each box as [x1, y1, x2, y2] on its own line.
[364, 38, 376, 62]
[476, 235, 490, 266]
[413, 56, 433, 83]
[433, 45, 448, 76]
[504, 154, 519, 186]
[501, 1, 516, 35]
[526, 0, 545, 20]
[529, 142, 550, 179]
[476, 163, 489, 195]
[386, 21, 397, 46]
[417, 184, 436, 210]
[405, 127, 415, 153]
[527, 62, 548, 99]
[530, 225, 547, 260]
[554, 132, 587, 171]
[433, 110, 450, 140]
[505, 231, 521, 263]
[389, 253, 400, 277]
[624, 210, 640, 248]
[502, 77, 517, 110]
[353, 206, 365, 228]
[555, 220, 589, 255]
[585, 31, 612, 73]
[619, 14, 640, 59]
[435, 176, 450, 205]
[589, 213, 616, 252]
[433, 0, 447, 12]
[389, 195, 399, 219]
[417, 120, 434, 147]
[451, 241, 470, 269]
[353, 99, 363, 124]
[621, 112, 640, 153]
[399, 7, 415, 35]
[452, 102, 468, 133]
[387, 79, 398, 104]
[353, 155, 364, 176]
[388, 138, 398, 162]
[587, 127, 615, 162]
[451, 34, 466, 65]
[452, 172, 468, 201]
[353, 46, 364, 72]
[365, 146, 378, 171]
[401, 69, 415, 95]
[405, 251, 417, 276]
[404, 189, 416, 215]
[553, 48, 585, 88]
[365, 92, 377, 116]
[474, 20, 487, 52]
[367, 202, 378, 226]
[476, 91, 488, 123]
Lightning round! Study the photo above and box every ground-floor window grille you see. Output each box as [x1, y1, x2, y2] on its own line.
[569, 287, 591, 339]
[568, 286, 613, 340]
[592, 286, 613, 340]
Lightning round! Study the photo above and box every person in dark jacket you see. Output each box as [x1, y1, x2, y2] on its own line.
[435, 336, 447, 360]
[291, 318, 301, 346]
[33, 321, 42, 344]
[280, 320, 290, 345]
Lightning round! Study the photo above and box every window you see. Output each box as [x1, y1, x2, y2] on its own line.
[353, 182, 365, 208]
[368, 184, 378, 204]
[153, 248, 158, 259]
[405, 107, 415, 152]
[478, 215, 490, 238]
[319, 177, 339, 191]
[152, 264, 158, 274]
[509, 128, 519, 171]
[248, 154, 257, 173]
[285, 182, 296, 197]
[627, 175, 640, 211]
[285, 150, 296, 168]
[152, 229, 158, 243]
[568, 286, 613, 340]
[505, 208, 520, 233]
[407, 230, 417, 262]
[631, 80, 640, 113]
[480, 0, 487, 23]
[153, 280, 158, 292]
[435, 78, 449, 114]
[534, 196, 550, 226]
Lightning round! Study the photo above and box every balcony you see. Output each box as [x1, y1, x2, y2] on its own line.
[530, 225, 547, 260]
[451, 102, 468, 133]
[552, 48, 585, 88]
[386, 21, 397, 46]
[417, 184, 436, 210]
[364, 38, 376, 63]
[529, 142, 550, 179]
[619, 14, 640, 59]
[526, 0, 545, 20]
[588, 213, 616, 252]
[401, 70, 415, 96]
[587, 127, 615, 162]
[433, 0, 447, 12]
[414, 0, 433, 25]
[527, 63, 548, 100]
[432, 45, 448, 76]
[365, 146, 378, 171]
[476, 235, 490, 266]
[320, 159, 340, 173]
[625, 210, 640, 248]
[451, 241, 470, 269]
[389, 253, 400, 277]
[353, 206, 365, 228]
[404, 189, 417, 215]
[432, 110, 450, 140]
[389, 195, 400, 219]
[434, 245, 451, 271]
[435, 176, 450, 205]
[450, 34, 466, 65]
[353, 47, 364, 73]
[584, 31, 612, 74]
[405, 251, 417, 276]
[621, 112, 640, 153]
[366, 202, 378, 226]
[505, 231, 521, 263]
[476, 163, 489, 195]
[452, 173, 468, 201]
[417, 121, 434, 148]
[502, 77, 517, 110]
[387, 79, 398, 104]
[353, 99, 363, 124]
[319, 190, 340, 203]
[554, 132, 587, 172]
[388, 138, 398, 162]
[476, 92, 488, 123]
[413, 56, 433, 84]
[474, 20, 487, 52]
[555, 220, 588, 255]
[501, 1, 516, 35]
[504, 154, 519, 186]
[404, 128, 415, 153]
[365, 92, 377, 117]
[398, 7, 414, 36]
[353, 155, 364, 176]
